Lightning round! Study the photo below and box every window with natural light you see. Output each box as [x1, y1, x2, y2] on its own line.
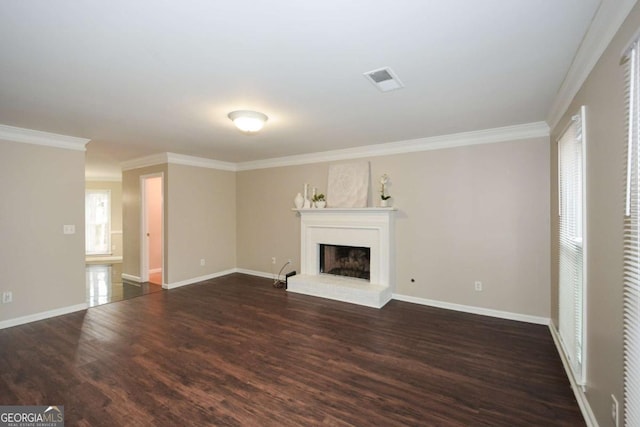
[85, 190, 111, 255]
[557, 105, 587, 387]
[623, 37, 640, 427]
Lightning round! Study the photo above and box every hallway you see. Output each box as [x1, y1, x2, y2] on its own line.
[86, 264, 162, 307]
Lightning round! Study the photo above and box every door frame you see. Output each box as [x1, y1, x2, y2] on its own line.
[140, 173, 164, 285]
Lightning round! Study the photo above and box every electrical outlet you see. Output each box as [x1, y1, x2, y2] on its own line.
[63, 224, 75, 235]
[200, 259, 205, 266]
[611, 394, 619, 427]
[474, 281, 482, 291]
[272, 257, 276, 265]
[2, 291, 12, 304]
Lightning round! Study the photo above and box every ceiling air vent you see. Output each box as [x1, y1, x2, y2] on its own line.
[364, 67, 404, 92]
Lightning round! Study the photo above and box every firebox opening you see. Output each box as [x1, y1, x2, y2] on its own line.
[319, 244, 370, 281]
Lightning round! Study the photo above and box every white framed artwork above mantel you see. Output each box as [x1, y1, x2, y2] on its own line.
[288, 207, 396, 308]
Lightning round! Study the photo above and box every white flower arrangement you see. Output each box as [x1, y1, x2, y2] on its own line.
[380, 174, 391, 200]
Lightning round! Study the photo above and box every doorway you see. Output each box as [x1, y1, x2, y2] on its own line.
[141, 174, 164, 285]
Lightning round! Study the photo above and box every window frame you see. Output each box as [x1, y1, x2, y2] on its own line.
[85, 189, 112, 256]
[557, 105, 588, 387]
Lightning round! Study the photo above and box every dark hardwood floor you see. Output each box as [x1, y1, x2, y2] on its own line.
[0, 273, 584, 426]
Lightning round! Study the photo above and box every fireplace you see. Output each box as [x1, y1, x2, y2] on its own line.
[288, 208, 395, 308]
[320, 244, 370, 280]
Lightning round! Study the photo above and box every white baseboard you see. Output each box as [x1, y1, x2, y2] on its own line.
[392, 293, 550, 325]
[234, 268, 276, 280]
[548, 323, 597, 427]
[149, 268, 162, 274]
[164, 269, 237, 289]
[85, 255, 123, 264]
[235, 272, 549, 325]
[122, 273, 141, 282]
[0, 303, 88, 330]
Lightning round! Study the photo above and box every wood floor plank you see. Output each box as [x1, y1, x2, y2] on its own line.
[0, 273, 584, 426]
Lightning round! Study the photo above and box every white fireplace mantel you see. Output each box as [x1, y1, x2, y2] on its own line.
[288, 207, 396, 308]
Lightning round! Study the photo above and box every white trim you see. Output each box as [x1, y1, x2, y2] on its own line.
[392, 293, 550, 325]
[122, 152, 237, 172]
[0, 303, 88, 330]
[164, 269, 237, 289]
[85, 188, 112, 257]
[86, 255, 122, 264]
[547, 0, 638, 130]
[111, 230, 123, 235]
[237, 269, 551, 324]
[149, 268, 162, 274]
[118, 122, 548, 173]
[549, 322, 597, 427]
[121, 153, 168, 171]
[122, 273, 142, 282]
[165, 152, 236, 171]
[0, 124, 89, 151]
[580, 104, 589, 386]
[237, 122, 549, 171]
[234, 268, 275, 280]
[293, 207, 396, 213]
[85, 175, 122, 182]
[140, 173, 149, 283]
[140, 172, 164, 284]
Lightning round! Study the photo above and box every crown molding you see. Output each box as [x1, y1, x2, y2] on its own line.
[119, 121, 548, 173]
[236, 121, 549, 171]
[165, 152, 236, 171]
[121, 153, 168, 171]
[547, 0, 638, 130]
[84, 175, 122, 182]
[122, 152, 237, 172]
[0, 124, 89, 151]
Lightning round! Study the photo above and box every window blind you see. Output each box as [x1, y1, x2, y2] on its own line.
[558, 106, 586, 386]
[623, 39, 640, 427]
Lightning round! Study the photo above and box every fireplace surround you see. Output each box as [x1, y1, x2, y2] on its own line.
[287, 208, 395, 308]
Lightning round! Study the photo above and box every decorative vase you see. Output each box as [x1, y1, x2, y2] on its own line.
[294, 193, 304, 209]
[380, 199, 388, 207]
[315, 200, 326, 208]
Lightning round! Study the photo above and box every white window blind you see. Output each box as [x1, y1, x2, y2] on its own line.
[623, 38, 640, 427]
[557, 106, 586, 386]
[85, 190, 111, 255]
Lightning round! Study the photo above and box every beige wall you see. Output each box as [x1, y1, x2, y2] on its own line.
[237, 137, 550, 318]
[85, 180, 123, 257]
[123, 163, 236, 285]
[549, 4, 640, 424]
[122, 164, 168, 280]
[0, 139, 85, 322]
[237, 163, 327, 275]
[167, 163, 236, 284]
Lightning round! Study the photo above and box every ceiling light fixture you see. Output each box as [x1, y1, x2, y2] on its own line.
[227, 110, 268, 133]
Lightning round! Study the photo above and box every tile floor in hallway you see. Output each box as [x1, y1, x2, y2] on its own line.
[86, 264, 163, 307]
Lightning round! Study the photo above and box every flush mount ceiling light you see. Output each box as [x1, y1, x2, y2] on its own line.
[227, 110, 268, 133]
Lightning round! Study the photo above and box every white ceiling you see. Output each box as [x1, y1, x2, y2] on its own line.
[0, 1, 611, 178]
